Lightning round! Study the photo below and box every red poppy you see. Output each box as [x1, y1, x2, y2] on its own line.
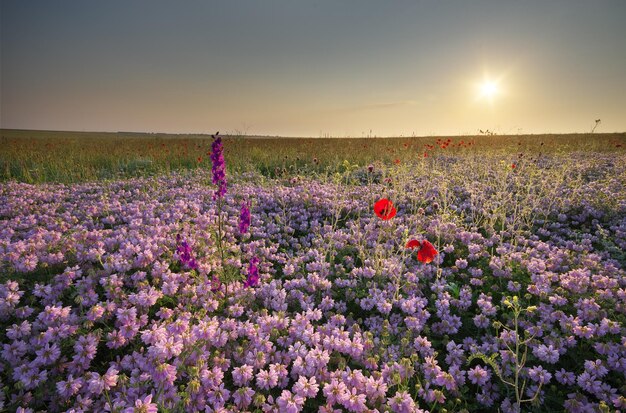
[405, 239, 421, 249]
[406, 239, 438, 263]
[374, 199, 397, 220]
[394, 158, 401, 165]
[511, 163, 516, 169]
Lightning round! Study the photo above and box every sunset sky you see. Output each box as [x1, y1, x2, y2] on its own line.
[2, 1, 625, 137]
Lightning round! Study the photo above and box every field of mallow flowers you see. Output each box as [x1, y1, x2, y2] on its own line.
[1, 133, 625, 412]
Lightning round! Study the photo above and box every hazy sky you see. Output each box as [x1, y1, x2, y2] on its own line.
[2, 1, 625, 137]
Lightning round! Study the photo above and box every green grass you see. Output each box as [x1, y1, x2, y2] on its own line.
[1, 128, 624, 183]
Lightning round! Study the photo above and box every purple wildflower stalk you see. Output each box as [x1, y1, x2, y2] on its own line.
[210, 133, 227, 286]
[175, 234, 197, 270]
[239, 201, 251, 235]
[210, 134, 227, 199]
[244, 257, 260, 288]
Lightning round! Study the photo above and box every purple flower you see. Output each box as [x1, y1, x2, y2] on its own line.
[210, 134, 227, 198]
[533, 344, 560, 364]
[256, 368, 278, 390]
[175, 234, 197, 270]
[244, 257, 260, 288]
[387, 390, 418, 413]
[56, 375, 82, 398]
[239, 201, 251, 234]
[293, 375, 319, 399]
[323, 379, 349, 405]
[123, 394, 158, 413]
[528, 365, 552, 384]
[277, 390, 305, 413]
[468, 365, 491, 386]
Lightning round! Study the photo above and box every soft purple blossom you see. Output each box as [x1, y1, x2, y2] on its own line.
[468, 365, 491, 386]
[210, 134, 227, 198]
[0, 153, 624, 411]
[123, 394, 158, 413]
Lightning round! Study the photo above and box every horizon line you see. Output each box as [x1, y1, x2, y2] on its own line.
[2, 128, 625, 139]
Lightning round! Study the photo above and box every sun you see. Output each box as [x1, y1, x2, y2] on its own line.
[479, 80, 499, 100]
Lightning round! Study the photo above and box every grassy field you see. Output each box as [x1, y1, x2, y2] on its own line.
[1, 129, 624, 183]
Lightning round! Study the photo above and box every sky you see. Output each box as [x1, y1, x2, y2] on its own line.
[1, 1, 625, 137]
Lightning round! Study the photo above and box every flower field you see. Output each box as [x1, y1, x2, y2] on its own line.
[1, 135, 625, 412]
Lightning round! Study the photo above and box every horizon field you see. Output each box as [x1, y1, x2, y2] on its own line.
[2, 128, 625, 184]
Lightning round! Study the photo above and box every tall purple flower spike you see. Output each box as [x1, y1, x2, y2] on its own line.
[244, 257, 260, 287]
[176, 234, 197, 270]
[210, 133, 227, 199]
[239, 201, 251, 234]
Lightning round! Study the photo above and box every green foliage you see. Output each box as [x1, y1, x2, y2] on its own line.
[1, 129, 625, 184]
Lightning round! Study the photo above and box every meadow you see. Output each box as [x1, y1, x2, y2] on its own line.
[1, 129, 624, 183]
[0, 130, 625, 412]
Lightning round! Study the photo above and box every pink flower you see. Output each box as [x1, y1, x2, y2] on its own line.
[276, 390, 305, 413]
[124, 394, 158, 413]
[293, 375, 319, 399]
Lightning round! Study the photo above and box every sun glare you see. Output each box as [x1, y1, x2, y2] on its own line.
[479, 80, 499, 99]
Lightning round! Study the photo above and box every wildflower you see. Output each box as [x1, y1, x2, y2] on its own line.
[293, 375, 319, 399]
[123, 394, 158, 413]
[374, 199, 397, 220]
[511, 163, 516, 169]
[57, 375, 82, 398]
[210, 133, 227, 198]
[239, 202, 251, 234]
[277, 390, 305, 413]
[244, 257, 260, 288]
[175, 234, 197, 270]
[211, 275, 222, 293]
[468, 365, 491, 386]
[406, 239, 438, 264]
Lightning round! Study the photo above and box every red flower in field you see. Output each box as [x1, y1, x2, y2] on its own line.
[374, 199, 397, 220]
[511, 163, 516, 169]
[406, 239, 421, 249]
[424, 152, 428, 158]
[394, 158, 401, 165]
[406, 239, 438, 263]
[197, 157, 202, 162]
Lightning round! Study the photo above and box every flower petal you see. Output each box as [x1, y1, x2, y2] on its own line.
[417, 240, 438, 263]
[374, 199, 397, 220]
[406, 239, 421, 249]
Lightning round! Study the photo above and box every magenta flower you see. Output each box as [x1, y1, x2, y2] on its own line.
[238, 201, 251, 234]
[244, 257, 260, 287]
[210, 133, 227, 199]
[175, 234, 197, 270]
